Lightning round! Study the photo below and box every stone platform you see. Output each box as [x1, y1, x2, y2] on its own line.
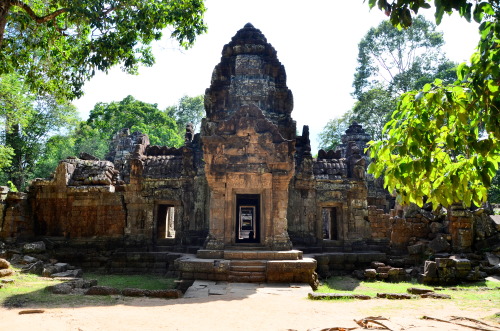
[196, 249, 303, 260]
[183, 280, 312, 299]
[176, 250, 317, 288]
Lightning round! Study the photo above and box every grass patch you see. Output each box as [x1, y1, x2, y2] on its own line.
[316, 276, 500, 309]
[316, 276, 431, 297]
[0, 268, 177, 308]
[84, 273, 176, 290]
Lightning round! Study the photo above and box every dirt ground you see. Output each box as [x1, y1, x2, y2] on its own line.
[1, 284, 499, 331]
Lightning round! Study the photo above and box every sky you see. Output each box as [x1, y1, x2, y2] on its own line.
[72, 0, 480, 152]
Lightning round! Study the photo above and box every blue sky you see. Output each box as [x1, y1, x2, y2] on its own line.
[73, 0, 479, 152]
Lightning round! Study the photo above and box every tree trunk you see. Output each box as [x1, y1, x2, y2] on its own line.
[5, 123, 25, 190]
[0, 2, 12, 48]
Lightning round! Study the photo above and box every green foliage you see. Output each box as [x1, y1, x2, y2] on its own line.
[351, 15, 456, 140]
[0, 145, 14, 169]
[0, 0, 207, 99]
[86, 95, 183, 147]
[366, 0, 500, 207]
[165, 94, 205, 135]
[0, 73, 78, 189]
[350, 87, 396, 140]
[6, 180, 17, 192]
[318, 112, 352, 151]
[34, 123, 109, 179]
[488, 169, 500, 203]
[353, 15, 450, 98]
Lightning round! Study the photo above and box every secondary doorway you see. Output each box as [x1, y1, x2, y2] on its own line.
[322, 207, 339, 240]
[235, 194, 260, 243]
[156, 204, 175, 239]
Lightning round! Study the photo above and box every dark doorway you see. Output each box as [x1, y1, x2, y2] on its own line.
[156, 204, 175, 239]
[235, 194, 260, 243]
[322, 207, 339, 240]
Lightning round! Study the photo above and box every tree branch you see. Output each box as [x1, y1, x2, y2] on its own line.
[10, 1, 68, 24]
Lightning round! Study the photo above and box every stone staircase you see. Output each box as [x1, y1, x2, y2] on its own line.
[228, 260, 266, 282]
[176, 249, 318, 288]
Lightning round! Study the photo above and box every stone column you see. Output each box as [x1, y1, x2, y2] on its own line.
[268, 174, 293, 250]
[205, 178, 226, 250]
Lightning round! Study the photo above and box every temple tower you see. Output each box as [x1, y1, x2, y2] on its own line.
[201, 23, 295, 250]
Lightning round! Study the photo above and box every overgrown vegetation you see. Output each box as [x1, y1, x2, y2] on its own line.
[366, 0, 500, 208]
[0, 268, 177, 308]
[84, 272, 176, 291]
[317, 276, 500, 309]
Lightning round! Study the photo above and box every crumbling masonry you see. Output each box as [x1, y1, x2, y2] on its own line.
[1, 24, 498, 284]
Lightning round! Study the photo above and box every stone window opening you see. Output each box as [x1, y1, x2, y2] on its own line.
[156, 204, 175, 239]
[322, 207, 339, 240]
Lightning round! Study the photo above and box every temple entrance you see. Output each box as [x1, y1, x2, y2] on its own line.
[235, 194, 260, 243]
[322, 207, 339, 240]
[156, 204, 175, 239]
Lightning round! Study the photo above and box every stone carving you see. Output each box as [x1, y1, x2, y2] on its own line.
[185, 123, 194, 143]
[347, 144, 366, 180]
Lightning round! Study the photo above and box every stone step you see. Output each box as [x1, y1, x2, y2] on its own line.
[229, 270, 265, 277]
[228, 274, 266, 283]
[224, 245, 268, 251]
[196, 249, 303, 260]
[230, 260, 266, 267]
[230, 265, 266, 273]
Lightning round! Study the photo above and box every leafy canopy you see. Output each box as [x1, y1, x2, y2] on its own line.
[365, 0, 500, 207]
[0, 0, 207, 99]
[0, 73, 78, 189]
[318, 113, 352, 152]
[165, 94, 205, 135]
[352, 15, 456, 140]
[86, 95, 183, 147]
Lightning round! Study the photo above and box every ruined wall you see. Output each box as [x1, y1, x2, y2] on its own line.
[30, 161, 126, 239]
[288, 124, 372, 249]
[0, 190, 33, 241]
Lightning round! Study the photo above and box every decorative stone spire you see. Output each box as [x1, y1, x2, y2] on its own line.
[203, 23, 295, 139]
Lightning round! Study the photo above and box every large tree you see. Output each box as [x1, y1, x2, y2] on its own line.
[165, 94, 205, 135]
[0, 73, 78, 189]
[353, 15, 450, 98]
[351, 15, 456, 139]
[366, 0, 500, 207]
[318, 112, 352, 152]
[34, 123, 109, 179]
[86, 95, 183, 147]
[0, 0, 207, 99]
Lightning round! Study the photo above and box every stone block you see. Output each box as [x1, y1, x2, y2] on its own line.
[452, 258, 471, 270]
[408, 243, 424, 255]
[364, 269, 377, 279]
[376, 266, 391, 273]
[370, 261, 385, 269]
[22, 261, 43, 275]
[423, 261, 437, 278]
[22, 241, 46, 254]
[86, 286, 121, 296]
[407, 287, 434, 295]
[387, 268, 404, 276]
[0, 258, 10, 269]
[435, 258, 453, 268]
[377, 293, 414, 299]
[50, 283, 73, 294]
[0, 269, 14, 277]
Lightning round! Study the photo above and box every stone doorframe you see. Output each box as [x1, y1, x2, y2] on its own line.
[317, 202, 346, 242]
[230, 189, 266, 245]
[152, 200, 181, 242]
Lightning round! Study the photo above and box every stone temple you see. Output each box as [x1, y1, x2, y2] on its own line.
[1, 24, 498, 285]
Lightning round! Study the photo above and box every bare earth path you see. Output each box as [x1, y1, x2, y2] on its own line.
[1, 283, 499, 331]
